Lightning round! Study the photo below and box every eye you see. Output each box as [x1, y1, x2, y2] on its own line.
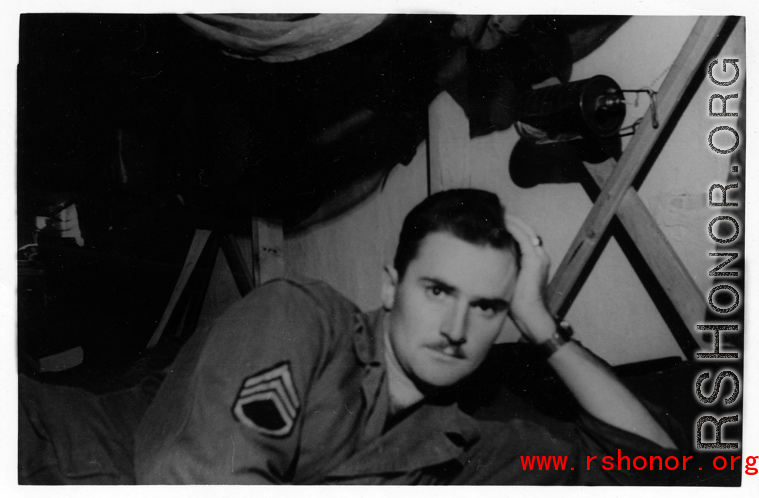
[475, 305, 495, 318]
[473, 302, 504, 318]
[426, 285, 448, 299]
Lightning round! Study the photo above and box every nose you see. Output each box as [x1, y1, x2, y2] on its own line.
[441, 300, 468, 345]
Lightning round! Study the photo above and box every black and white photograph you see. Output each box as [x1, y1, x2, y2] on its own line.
[7, 0, 755, 492]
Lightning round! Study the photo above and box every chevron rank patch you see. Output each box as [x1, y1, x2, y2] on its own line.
[232, 362, 300, 437]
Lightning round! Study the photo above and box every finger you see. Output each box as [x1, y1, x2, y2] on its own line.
[505, 214, 536, 238]
[506, 215, 543, 251]
[505, 215, 535, 248]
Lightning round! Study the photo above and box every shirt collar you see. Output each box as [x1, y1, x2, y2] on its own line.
[354, 307, 386, 366]
[353, 308, 389, 445]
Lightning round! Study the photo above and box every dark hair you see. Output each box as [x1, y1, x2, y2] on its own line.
[393, 189, 517, 279]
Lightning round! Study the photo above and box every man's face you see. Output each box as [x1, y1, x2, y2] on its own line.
[383, 231, 519, 389]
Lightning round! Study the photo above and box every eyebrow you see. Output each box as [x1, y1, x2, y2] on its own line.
[470, 297, 510, 312]
[419, 277, 510, 311]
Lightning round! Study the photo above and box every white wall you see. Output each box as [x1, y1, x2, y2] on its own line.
[285, 152, 428, 309]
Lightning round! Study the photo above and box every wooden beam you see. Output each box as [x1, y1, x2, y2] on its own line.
[547, 16, 736, 316]
[220, 233, 255, 297]
[428, 90, 470, 193]
[251, 217, 285, 286]
[585, 161, 704, 353]
[146, 228, 212, 349]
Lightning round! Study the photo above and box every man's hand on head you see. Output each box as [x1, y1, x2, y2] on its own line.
[505, 215, 556, 343]
[506, 214, 677, 450]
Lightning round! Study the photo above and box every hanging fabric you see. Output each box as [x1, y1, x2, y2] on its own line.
[179, 14, 389, 62]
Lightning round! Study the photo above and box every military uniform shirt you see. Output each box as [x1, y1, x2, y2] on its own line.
[135, 278, 684, 485]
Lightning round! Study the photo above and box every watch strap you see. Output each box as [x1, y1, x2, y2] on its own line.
[536, 317, 574, 358]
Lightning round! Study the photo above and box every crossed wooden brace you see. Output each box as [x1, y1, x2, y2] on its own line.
[546, 16, 739, 356]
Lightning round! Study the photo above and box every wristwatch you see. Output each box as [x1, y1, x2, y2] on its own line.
[536, 317, 575, 358]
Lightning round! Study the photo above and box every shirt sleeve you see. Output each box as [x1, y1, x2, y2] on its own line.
[462, 398, 692, 486]
[456, 342, 697, 485]
[135, 278, 351, 484]
[566, 404, 691, 485]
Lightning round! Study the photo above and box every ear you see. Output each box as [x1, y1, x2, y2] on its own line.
[381, 265, 399, 310]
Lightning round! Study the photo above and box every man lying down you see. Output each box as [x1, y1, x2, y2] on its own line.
[19, 188, 686, 485]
